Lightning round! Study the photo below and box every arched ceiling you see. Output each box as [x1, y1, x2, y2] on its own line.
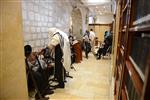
[68, 0, 116, 24]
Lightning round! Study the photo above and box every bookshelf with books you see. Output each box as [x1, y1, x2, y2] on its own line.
[114, 0, 150, 100]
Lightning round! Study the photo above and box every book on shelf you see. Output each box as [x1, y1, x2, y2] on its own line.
[125, 71, 140, 100]
[130, 33, 150, 75]
[134, 0, 150, 21]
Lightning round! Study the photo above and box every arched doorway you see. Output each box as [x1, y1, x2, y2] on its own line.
[71, 8, 82, 40]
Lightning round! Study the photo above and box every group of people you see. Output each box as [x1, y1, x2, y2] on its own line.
[25, 27, 112, 99]
[25, 45, 54, 99]
[96, 32, 112, 59]
[83, 29, 96, 59]
[25, 28, 72, 99]
[83, 29, 112, 59]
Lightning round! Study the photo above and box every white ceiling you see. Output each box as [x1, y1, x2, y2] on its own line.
[81, 0, 116, 17]
[82, 0, 111, 5]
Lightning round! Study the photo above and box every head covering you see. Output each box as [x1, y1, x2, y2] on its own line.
[24, 45, 32, 57]
[48, 27, 58, 38]
[48, 27, 64, 49]
[49, 27, 69, 42]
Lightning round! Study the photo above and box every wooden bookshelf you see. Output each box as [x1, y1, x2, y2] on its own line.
[126, 60, 143, 95]
[129, 25, 150, 32]
[114, 0, 150, 100]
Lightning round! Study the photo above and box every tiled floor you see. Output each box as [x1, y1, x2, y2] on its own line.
[47, 52, 113, 100]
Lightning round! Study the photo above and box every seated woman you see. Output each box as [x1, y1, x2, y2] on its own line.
[24, 45, 54, 99]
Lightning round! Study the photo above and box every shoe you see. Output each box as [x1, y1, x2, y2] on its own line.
[35, 93, 41, 99]
[97, 57, 101, 60]
[43, 89, 54, 95]
[64, 80, 67, 83]
[35, 93, 49, 100]
[54, 84, 65, 89]
[94, 54, 98, 57]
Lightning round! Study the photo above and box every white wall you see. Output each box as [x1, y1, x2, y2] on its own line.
[96, 14, 114, 24]
[80, 7, 89, 35]
[88, 14, 114, 24]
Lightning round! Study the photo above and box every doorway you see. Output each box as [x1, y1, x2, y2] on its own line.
[89, 24, 111, 42]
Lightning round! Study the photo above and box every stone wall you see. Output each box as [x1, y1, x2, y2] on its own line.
[72, 9, 82, 40]
[22, 0, 71, 51]
[22, 0, 88, 51]
[80, 7, 89, 35]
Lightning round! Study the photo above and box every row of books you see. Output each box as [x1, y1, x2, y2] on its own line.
[125, 71, 140, 100]
[130, 33, 150, 74]
[134, 0, 150, 21]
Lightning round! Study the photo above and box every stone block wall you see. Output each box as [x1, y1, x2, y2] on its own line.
[22, 0, 88, 51]
[72, 9, 82, 40]
[22, 0, 72, 51]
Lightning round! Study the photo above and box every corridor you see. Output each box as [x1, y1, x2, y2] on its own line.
[1, 0, 150, 100]
[48, 53, 113, 100]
